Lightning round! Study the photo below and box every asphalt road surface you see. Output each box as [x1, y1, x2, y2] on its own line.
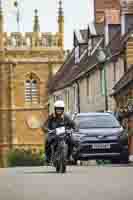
[0, 165, 133, 200]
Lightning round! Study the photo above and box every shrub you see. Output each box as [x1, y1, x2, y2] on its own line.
[8, 148, 45, 167]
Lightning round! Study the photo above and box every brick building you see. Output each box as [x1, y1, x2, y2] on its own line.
[95, 0, 120, 23]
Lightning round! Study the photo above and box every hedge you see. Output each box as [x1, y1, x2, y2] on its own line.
[8, 148, 45, 167]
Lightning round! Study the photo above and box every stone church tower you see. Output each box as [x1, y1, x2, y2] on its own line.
[0, 0, 64, 166]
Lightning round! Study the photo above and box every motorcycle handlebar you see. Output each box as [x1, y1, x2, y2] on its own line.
[48, 128, 73, 135]
[48, 129, 56, 134]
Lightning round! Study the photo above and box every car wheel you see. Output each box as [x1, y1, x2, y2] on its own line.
[120, 149, 129, 164]
[120, 158, 129, 164]
[111, 158, 120, 164]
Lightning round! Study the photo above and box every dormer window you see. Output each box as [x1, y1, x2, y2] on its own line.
[88, 38, 92, 56]
[75, 45, 80, 64]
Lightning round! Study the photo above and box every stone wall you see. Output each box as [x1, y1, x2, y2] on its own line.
[0, 43, 64, 167]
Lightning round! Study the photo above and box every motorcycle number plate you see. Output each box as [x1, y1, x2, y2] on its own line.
[56, 127, 65, 136]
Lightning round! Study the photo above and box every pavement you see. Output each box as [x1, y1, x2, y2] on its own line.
[0, 165, 133, 200]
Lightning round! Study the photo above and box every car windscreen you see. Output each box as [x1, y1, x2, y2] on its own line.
[75, 115, 120, 129]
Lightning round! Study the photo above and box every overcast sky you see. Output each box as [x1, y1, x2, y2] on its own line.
[3, 0, 94, 49]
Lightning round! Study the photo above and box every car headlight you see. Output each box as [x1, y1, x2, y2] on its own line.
[107, 135, 119, 140]
[117, 131, 128, 146]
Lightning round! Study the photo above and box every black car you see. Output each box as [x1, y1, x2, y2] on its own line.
[72, 113, 129, 164]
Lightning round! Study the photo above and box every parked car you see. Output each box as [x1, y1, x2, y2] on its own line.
[72, 112, 129, 164]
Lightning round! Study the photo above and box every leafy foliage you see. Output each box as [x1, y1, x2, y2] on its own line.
[8, 148, 45, 167]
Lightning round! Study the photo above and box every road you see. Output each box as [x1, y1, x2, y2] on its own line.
[0, 165, 133, 200]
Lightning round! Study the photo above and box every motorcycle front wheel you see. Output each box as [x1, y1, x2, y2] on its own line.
[56, 141, 68, 173]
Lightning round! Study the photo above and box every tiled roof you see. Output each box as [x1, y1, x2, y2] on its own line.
[113, 65, 133, 95]
[48, 49, 75, 93]
[106, 29, 121, 55]
[48, 48, 98, 93]
[49, 27, 133, 94]
[106, 27, 133, 57]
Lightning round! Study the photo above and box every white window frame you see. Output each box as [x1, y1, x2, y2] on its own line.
[25, 77, 39, 104]
[88, 38, 92, 56]
[86, 76, 90, 98]
[75, 45, 80, 64]
[73, 86, 78, 113]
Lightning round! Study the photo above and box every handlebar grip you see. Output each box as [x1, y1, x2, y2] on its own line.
[48, 130, 55, 134]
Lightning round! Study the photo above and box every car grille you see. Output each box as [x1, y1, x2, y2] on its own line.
[81, 139, 117, 144]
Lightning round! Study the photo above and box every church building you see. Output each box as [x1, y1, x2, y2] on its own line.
[0, 0, 64, 166]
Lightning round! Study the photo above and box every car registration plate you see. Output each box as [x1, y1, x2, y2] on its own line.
[92, 143, 111, 149]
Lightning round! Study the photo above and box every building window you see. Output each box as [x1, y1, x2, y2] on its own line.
[75, 46, 80, 64]
[73, 86, 77, 112]
[100, 69, 105, 96]
[113, 62, 117, 83]
[65, 90, 70, 112]
[73, 87, 76, 107]
[86, 76, 90, 97]
[53, 95, 56, 103]
[54, 95, 62, 102]
[25, 73, 40, 104]
[67, 91, 70, 112]
[88, 38, 92, 56]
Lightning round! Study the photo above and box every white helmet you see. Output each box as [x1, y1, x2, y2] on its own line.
[54, 100, 65, 109]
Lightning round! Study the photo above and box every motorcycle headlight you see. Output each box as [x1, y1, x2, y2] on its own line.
[72, 133, 80, 142]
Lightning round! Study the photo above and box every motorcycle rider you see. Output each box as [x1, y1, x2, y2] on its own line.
[42, 100, 76, 164]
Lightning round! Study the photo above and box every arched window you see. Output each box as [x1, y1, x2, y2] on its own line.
[25, 73, 40, 104]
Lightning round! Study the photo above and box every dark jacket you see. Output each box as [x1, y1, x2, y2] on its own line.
[44, 113, 75, 131]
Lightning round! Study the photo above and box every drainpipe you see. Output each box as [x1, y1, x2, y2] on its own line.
[76, 81, 80, 113]
[103, 65, 108, 111]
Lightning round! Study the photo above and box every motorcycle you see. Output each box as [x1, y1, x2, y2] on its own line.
[48, 127, 72, 173]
